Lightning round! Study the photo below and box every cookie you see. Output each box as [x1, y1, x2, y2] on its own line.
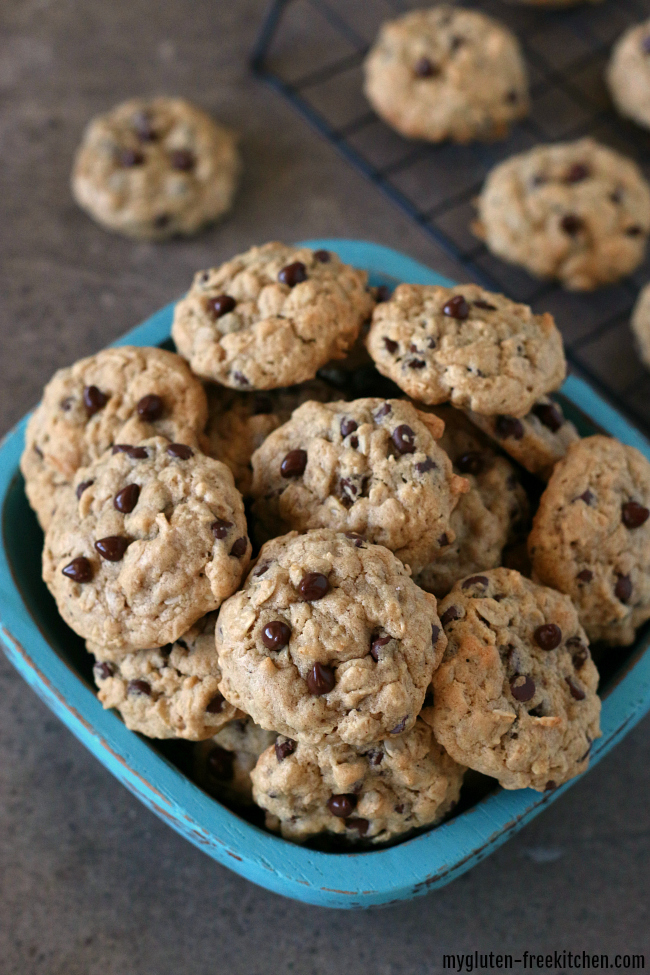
[216, 529, 446, 747]
[42, 436, 250, 654]
[251, 718, 465, 845]
[91, 613, 243, 739]
[250, 398, 468, 574]
[171, 243, 374, 389]
[503, 0, 602, 5]
[21, 346, 208, 530]
[414, 406, 528, 598]
[363, 7, 529, 144]
[465, 396, 580, 481]
[194, 717, 277, 807]
[203, 378, 338, 496]
[631, 282, 650, 370]
[608, 20, 650, 131]
[529, 436, 650, 646]
[474, 138, 650, 291]
[71, 97, 240, 240]
[366, 284, 565, 415]
[427, 568, 601, 791]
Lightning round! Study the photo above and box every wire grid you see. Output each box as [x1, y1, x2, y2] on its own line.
[252, 0, 650, 433]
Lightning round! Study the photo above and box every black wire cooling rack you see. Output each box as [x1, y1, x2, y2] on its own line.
[252, 0, 650, 433]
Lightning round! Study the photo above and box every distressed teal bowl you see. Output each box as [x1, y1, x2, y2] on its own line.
[2, 240, 650, 909]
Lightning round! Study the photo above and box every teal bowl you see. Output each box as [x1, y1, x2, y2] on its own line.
[2, 240, 650, 909]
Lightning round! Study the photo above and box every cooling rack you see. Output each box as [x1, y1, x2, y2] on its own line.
[252, 0, 650, 433]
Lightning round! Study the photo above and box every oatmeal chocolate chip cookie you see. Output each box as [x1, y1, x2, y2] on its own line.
[631, 283, 650, 370]
[21, 346, 208, 531]
[608, 20, 650, 132]
[250, 398, 468, 575]
[503, 0, 602, 5]
[414, 406, 528, 598]
[465, 396, 580, 481]
[203, 378, 338, 496]
[171, 243, 374, 390]
[216, 529, 446, 747]
[193, 717, 277, 807]
[71, 97, 240, 240]
[366, 284, 565, 415]
[91, 613, 243, 739]
[251, 718, 464, 845]
[43, 437, 250, 654]
[427, 568, 601, 791]
[529, 436, 650, 646]
[474, 138, 650, 291]
[363, 7, 529, 144]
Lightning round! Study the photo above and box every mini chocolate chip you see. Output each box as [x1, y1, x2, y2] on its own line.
[367, 748, 383, 766]
[545, 780, 557, 791]
[83, 385, 108, 416]
[462, 575, 488, 590]
[211, 519, 233, 539]
[112, 444, 148, 458]
[384, 338, 398, 354]
[350, 436, 359, 449]
[338, 478, 357, 507]
[230, 537, 248, 558]
[578, 489, 595, 505]
[615, 573, 632, 603]
[347, 817, 369, 835]
[431, 625, 440, 645]
[531, 401, 563, 432]
[340, 417, 358, 437]
[438, 533, 450, 547]
[275, 738, 297, 762]
[427, 337, 437, 348]
[93, 661, 115, 680]
[120, 148, 144, 167]
[306, 662, 335, 695]
[136, 394, 164, 421]
[127, 679, 151, 696]
[510, 675, 535, 702]
[207, 294, 236, 319]
[407, 358, 426, 370]
[456, 451, 483, 475]
[253, 561, 271, 577]
[390, 717, 407, 735]
[95, 536, 130, 561]
[114, 483, 140, 513]
[565, 163, 590, 184]
[76, 480, 93, 500]
[534, 623, 562, 651]
[61, 397, 74, 412]
[622, 501, 650, 528]
[626, 226, 643, 237]
[298, 572, 330, 601]
[232, 371, 250, 387]
[441, 605, 461, 627]
[577, 568, 593, 583]
[566, 676, 586, 701]
[414, 56, 439, 78]
[313, 249, 330, 262]
[370, 635, 391, 661]
[206, 693, 226, 714]
[133, 111, 156, 141]
[415, 457, 436, 474]
[280, 449, 307, 478]
[572, 645, 590, 669]
[561, 214, 584, 235]
[262, 621, 291, 651]
[442, 295, 469, 319]
[327, 794, 357, 818]
[207, 745, 234, 781]
[473, 299, 497, 311]
[278, 261, 307, 287]
[252, 394, 273, 415]
[167, 443, 193, 459]
[391, 424, 416, 454]
[495, 415, 524, 440]
[344, 532, 364, 547]
[170, 149, 195, 171]
[373, 403, 391, 421]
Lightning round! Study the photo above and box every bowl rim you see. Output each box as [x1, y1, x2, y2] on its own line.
[2, 238, 650, 910]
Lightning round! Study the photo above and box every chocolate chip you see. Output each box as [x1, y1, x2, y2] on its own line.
[344, 532, 364, 547]
[373, 403, 391, 421]
[615, 573, 632, 603]
[565, 163, 590, 183]
[440, 605, 461, 626]
[232, 371, 250, 387]
[83, 385, 108, 416]
[626, 226, 643, 237]
[95, 536, 130, 561]
[622, 501, 650, 529]
[306, 662, 335, 695]
[313, 249, 330, 262]
[211, 518, 232, 539]
[347, 818, 369, 835]
[275, 737, 297, 762]
[577, 569, 593, 583]
[206, 294, 236, 319]
[337, 478, 357, 507]
[384, 338, 398, 354]
[120, 148, 144, 167]
[566, 676, 586, 701]
[166, 443, 193, 459]
[207, 745, 234, 781]
[391, 424, 416, 454]
[298, 572, 330, 601]
[415, 457, 436, 474]
[230, 537, 248, 558]
[495, 415, 524, 440]
[280, 449, 307, 478]
[136, 393, 164, 422]
[561, 214, 584, 235]
[414, 56, 439, 78]
[278, 261, 307, 287]
[462, 575, 488, 590]
[350, 436, 359, 449]
[572, 645, 590, 669]
[253, 561, 271, 577]
[133, 111, 156, 141]
[370, 635, 391, 661]
[340, 418, 358, 438]
[531, 401, 563, 432]
[473, 299, 497, 311]
[93, 661, 115, 681]
[206, 693, 226, 714]
[438, 533, 450, 547]
[456, 451, 483, 475]
[390, 717, 407, 735]
[170, 149, 195, 171]
[367, 748, 383, 766]
[112, 444, 148, 459]
[62, 556, 93, 583]
[431, 625, 440, 645]
[545, 781, 557, 791]
[114, 483, 140, 513]
[534, 623, 562, 651]
[442, 295, 469, 319]
[262, 621, 291, 651]
[327, 794, 357, 818]
[127, 679, 151, 696]
[407, 358, 426, 370]
[76, 480, 93, 500]
[510, 675, 535, 702]
[252, 394, 273, 415]
[578, 489, 595, 505]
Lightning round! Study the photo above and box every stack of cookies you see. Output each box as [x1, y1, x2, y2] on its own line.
[23, 241, 650, 848]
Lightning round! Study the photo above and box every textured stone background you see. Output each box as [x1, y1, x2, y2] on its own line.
[1, 1, 648, 972]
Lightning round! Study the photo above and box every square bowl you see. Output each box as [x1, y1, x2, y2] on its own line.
[2, 239, 650, 910]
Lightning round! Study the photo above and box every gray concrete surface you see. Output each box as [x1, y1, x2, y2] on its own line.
[0, 1, 648, 972]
